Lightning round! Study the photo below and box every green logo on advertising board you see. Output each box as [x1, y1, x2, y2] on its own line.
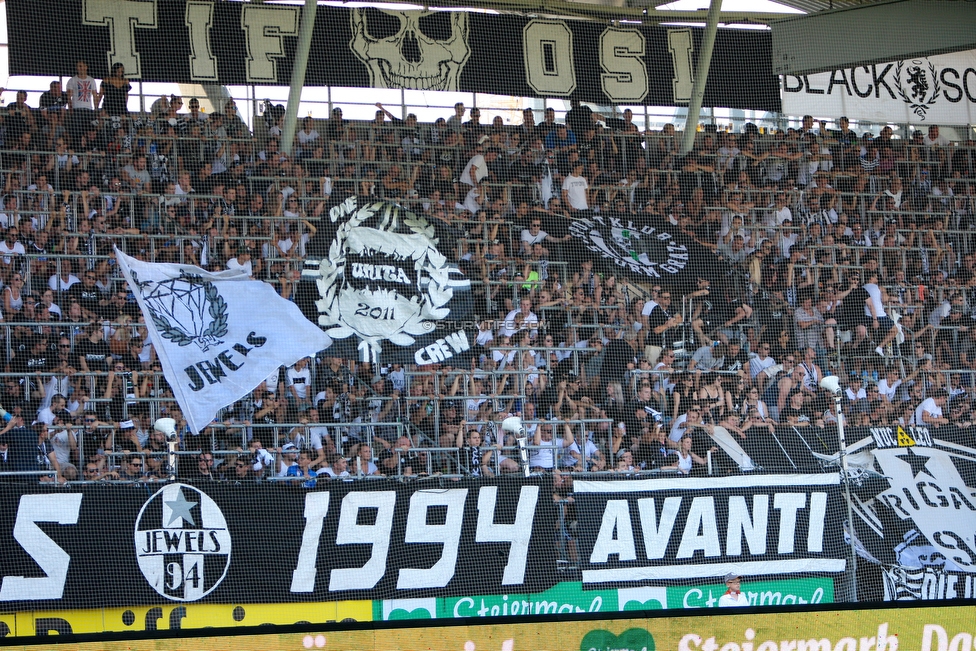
[580, 628, 655, 651]
[667, 577, 832, 609]
[443, 583, 616, 619]
[375, 578, 834, 621]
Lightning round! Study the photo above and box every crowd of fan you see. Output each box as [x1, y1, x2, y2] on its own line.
[0, 60, 975, 486]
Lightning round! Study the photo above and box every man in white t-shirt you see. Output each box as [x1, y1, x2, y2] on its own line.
[530, 422, 572, 471]
[286, 358, 312, 408]
[277, 442, 299, 477]
[561, 163, 589, 211]
[923, 125, 950, 148]
[303, 407, 331, 469]
[66, 60, 98, 147]
[226, 247, 255, 276]
[864, 271, 899, 357]
[877, 368, 905, 404]
[0, 227, 26, 278]
[749, 342, 777, 391]
[321, 456, 351, 478]
[500, 298, 539, 338]
[914, 390, 948, 427]
[67, 61, 96, 110]
[519, 219, 550, 255]
[769, 192, 792, 229]
[459, 142, 488, 187]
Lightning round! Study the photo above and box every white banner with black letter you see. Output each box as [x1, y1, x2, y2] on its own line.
[115, 248, 333, 434]
[782, 49, 976, 125]
[574, 474, 847, 584]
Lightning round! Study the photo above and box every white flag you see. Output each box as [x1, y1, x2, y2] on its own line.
[115, 247, 332, 434]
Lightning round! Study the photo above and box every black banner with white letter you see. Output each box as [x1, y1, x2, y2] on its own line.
[0, 478, 554, 611]
[5, 0, 780, 111]
[295, 197, 477, 366]
[566, 212, 732, 291]
[574, 474, 848, 585]
[843, 424, 976, 602]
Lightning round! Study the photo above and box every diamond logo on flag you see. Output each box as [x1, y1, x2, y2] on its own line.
[115, 247, 333, 434]
[135, 271, 228, 352]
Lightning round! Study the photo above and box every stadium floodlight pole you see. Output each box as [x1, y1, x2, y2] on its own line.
[819, 375, 858, 602]
[280, 0, 318, 158]
[678, 0, 723, 156]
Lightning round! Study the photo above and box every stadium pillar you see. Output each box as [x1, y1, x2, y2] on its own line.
[281, 0, 318, 157]
[678, 0, 722, 156]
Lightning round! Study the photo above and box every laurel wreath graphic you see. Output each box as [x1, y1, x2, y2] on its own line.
[894, 60, 941, 120]
[133, 270, 228, 349]
[312, 198, 455, 361]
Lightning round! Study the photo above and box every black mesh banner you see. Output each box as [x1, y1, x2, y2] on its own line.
[5, 0, 780, 111]
[573, 474, 848, 586]
[0, 478, 555, 611]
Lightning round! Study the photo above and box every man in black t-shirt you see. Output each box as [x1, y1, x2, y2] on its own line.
[722, 340, 751, 377]
[631, 423, 673, 470]
[68, 270, 102, 320]
[779, 390, 813, 426]
[75, 324, 112, 374]
[644, 290, 682, 366]
[456, 426, 484, 477]
[1, 417, 57, 482]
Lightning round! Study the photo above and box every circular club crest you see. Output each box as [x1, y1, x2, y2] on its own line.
[134, 483, 232, 602]
[307, 198, 466, 361]
[568, 215, 690, 280]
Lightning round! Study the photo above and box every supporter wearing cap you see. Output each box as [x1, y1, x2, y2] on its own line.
[277, 442, 299, 477]
[719, 573, 749, 607]
[227, 244, 255, 277]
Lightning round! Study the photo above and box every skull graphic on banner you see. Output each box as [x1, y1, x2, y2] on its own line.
[350, 9, 470, 91]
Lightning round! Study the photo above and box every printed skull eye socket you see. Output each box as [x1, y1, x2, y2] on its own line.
[363, 8, 402, 40]
[418, 12, 452, 40]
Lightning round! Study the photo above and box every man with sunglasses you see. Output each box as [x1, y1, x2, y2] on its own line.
[78, 412, 113, 455]
[118, 454, 147, 482]
[180, 450, 217, 483]
[644, 290, 682, 367]
[519, 218, 552, 257]
[83, 462, 117, 481]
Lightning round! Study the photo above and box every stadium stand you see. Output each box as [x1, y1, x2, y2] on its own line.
[0, 77, 973, 490]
